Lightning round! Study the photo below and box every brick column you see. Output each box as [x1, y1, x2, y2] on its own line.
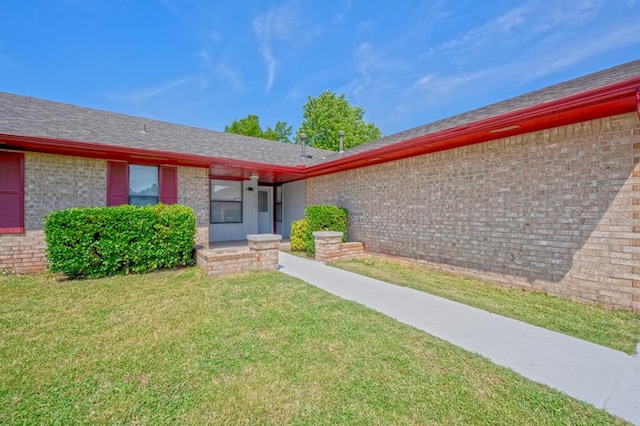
[247, 234, 282, 271]
[313, 231, 344, 263]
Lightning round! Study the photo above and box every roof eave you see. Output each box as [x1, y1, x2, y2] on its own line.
[0, 133, 306, 184]
[1, 75, 639, 185]
[302, 77, 640, 179]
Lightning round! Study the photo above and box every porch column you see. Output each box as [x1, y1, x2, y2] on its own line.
[313, 231, 344, 263]
[247, 234, 282, 270]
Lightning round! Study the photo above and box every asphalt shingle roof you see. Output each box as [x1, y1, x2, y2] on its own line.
[0, 93, 329, 167]
[1, 60, 639, 169]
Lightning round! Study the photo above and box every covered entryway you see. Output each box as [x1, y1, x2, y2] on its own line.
[209, 178, 305, 242]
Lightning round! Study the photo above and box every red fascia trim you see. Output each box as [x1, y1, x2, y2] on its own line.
[2, 77, 639, 184]
[303, 77, 640, 179]
[0, 133, 305, 181]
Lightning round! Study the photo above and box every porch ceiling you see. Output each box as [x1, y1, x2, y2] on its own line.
[209, 162, 306, 184]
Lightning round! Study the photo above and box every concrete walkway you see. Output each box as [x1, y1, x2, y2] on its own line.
[278, 252, 640, 425]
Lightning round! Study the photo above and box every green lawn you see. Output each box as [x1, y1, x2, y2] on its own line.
[332, 256, 640, 354]
[0, 268, 629, 425]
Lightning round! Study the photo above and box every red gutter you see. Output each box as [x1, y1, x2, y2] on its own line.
[302, 76, 640, 179]
[1, 78, 639, 184]
[0, 133, 306, 183]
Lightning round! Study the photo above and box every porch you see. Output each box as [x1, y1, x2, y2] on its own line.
[195, 234, 284, 276]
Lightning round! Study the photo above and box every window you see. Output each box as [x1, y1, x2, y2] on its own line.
[0, 152, 24, 234]
[275, 185, 282, 222]
[258, 190, 268, 213]
[129, 165, 159, 206]
[107, 162, 177, 207]
[211, 180, 242, 224]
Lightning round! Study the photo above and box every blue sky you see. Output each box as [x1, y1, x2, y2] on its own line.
[1, 1, 639, 137]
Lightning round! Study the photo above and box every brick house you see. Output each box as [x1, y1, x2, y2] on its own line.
[1, 60, 639, 311]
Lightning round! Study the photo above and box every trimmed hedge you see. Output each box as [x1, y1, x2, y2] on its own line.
[45, 204, 196, 279]
[290, 205, 348, 255]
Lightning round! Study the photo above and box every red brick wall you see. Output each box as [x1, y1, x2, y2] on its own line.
[0, 152, 211, 273]
[0, 231, 47, 274]
[1, 152, 107, 272]
[313, 232, 365, 263]
[177, 166, 209, 244]
[24, 153, 107, 230]
[306, 112, 640, 312]
[195, 235, 281, 275]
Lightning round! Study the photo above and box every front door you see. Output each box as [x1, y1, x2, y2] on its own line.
[258, 187, 272, 234]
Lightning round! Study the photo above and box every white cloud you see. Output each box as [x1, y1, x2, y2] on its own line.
[436, 6, 527, 54]
[105, 76, 202, 104]
[430, 0, 606, 62]
[196, 49, 210, 62]
[343, 0, 638, 134]
[348, 42, 404, 100]
[332, 0, 352, 24]
[414, 69, 491, 99]
[526, 22, 640, 79]
[252, 1, 319, 92]
[351, 43, 375, 97]
[196, 46, 244, 91]
[156, 0, 190, 20]
[431, 5, 527, 58]
[252, 9, 281, 92]
[213, 63, 245, 91]
[207, 31, 222, 44]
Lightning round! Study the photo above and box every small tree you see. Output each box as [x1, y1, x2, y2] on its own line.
[225, 114, 292, 142]
[224, 114, 263, 138]
[298, 91, 381, 151]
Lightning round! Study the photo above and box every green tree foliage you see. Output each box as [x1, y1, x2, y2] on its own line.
[224, 114, 263, 138]
[224, 114, 292, 142]
[263, 121, 293, 143]
[298, 91, 382, 151]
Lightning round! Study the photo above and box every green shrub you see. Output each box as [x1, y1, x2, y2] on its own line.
[300, 205, 348, 255]
[290, 219, 309, 252]
[45, 204, 196, 279]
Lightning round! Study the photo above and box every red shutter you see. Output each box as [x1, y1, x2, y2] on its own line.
[159, 166, 177, 204]
[107, 162, 128, 206]
[0, 152, 25, 233]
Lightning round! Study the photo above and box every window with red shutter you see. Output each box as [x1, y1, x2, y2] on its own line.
[107, 162, 178, 206]
[0, 152, 25, 233]
[128, 165, 158, 206]
[107, 162, 128, 206]
[159, 166, 177, 204]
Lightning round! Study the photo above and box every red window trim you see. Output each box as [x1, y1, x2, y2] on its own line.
[0, 227, 24, 233]
[0, 151, 25, 234]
